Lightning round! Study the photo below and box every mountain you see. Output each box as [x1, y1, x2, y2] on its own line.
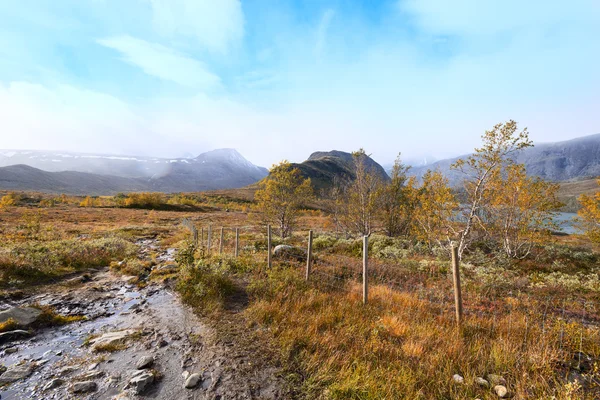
[289, 150, 390, 191]
[0, 149, 268, 194]
[0, 165, 147, 195]
[409, 133, 600, 185]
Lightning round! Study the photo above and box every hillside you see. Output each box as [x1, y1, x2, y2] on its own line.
[289, 150, 390, 192]
[0, 165, 148, 195]
[0, 149, 268, 194]
[408, 133, 600, 185]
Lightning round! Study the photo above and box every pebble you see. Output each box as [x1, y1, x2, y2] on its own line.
[486, 374, 507, 386]
[475, 377, 490, 388]
[494, 385, 508, 398]
[185, 373, 201, 389]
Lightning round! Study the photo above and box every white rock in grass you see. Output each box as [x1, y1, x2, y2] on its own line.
[452, 374, 464, 384]
[494, 385, 509, 398]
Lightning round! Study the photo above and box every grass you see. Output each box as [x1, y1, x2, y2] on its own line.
[0, 237, 137, 288]
[246, 266, 600, 399]
[0, 318, 19, 333]
[2, 191, 599, 398]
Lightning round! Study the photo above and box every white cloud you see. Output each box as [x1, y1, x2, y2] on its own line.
[147, 0, 244, 53]
[315, 9, 335, 57]
[399, 0, 600, 36]
[98, 35, 221, 89]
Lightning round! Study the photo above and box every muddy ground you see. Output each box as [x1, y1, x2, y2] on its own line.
[0, 240, 291, 400]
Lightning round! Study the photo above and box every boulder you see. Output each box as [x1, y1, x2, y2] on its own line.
[0, 330, 31, 344]
[184, 373, 201, 389]
[0, 363, 34, 384]
[72, 381, 97, 393]
[88, 329, 136, 351]
[129, 371, 154, 394]
[0, 307, 42, 327]
[43, 378, 65, 391]
[273, 245, 306, 261]
[136, 355, 154, 369]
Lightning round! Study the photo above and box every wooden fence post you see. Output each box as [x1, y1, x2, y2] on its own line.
[306, 230, 313, 281]
[235, 228, 239, 258]
[193, 226, 198, 245]
[219, 227, 224, 254]
[267, 225, 272, 268]
[207, 225, 212, 254]
[451, 244, 463, 326]
[200, 227, 204, 249]
[363, 235, 368, 305]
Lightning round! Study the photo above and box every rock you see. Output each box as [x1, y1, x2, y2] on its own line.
[72, 380, 97, 393]
[273, 245, 306, 261]
[182, 371, 190, 380]
[185, 373, 201, 389]
[88, 363, 99, 370]
[0, 330, 31, 344]
[486, 374, 507, 386]
[494, 385, 508, 398]
[88, 329, 136, 351]
[158, 339, 168, 347]
[58, 365, 79, 376]
[129, 371, 154, 394]
[43, 378, 65, 391]
[136, 355, 154, 369]
[475, 377, 490, 388]
[0, 365, 7, 375]
[4, 347, 18, 354]
[78, 370, 104, 380]
[0, 307, 42, 327]
[452, 374, 464, 384]
[0, 363, 34, 384]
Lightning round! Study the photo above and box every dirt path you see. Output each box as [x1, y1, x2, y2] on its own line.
[0, 240, 291, 400]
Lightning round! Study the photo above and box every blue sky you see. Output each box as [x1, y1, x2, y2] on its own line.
[1, 0, 599, 166]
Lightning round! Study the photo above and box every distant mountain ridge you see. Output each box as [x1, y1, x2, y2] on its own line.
[408, 133, 600, 185]
[0, 148, 268, 194]
[289, 150, 390, 191]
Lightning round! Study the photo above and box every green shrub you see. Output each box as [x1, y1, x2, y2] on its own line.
[176, 260, 236, 313]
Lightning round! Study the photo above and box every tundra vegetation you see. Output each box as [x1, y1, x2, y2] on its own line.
[0, 121, 599, 398]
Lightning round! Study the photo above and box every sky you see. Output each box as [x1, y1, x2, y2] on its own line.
[1, 0, 599, 167]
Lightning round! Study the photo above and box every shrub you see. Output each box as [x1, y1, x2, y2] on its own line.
[124, 193, 165, 209]
[176, 260, 235, 313]
[0, 237, 137, 287]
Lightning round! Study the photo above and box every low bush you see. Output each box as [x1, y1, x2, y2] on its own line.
[0, 237, 136, 287]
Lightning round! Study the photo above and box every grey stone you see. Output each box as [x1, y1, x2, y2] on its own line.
[0, 307, 42, 327]
[129, 371, 154, 394]
[452, 374, 464, 384]
[72, 381, 97, 393]
[475, 377, 490, 388]
[0, 363, 34, 384]
[273, 245, 306, 261]
[43, 378, 65, 391]
[4, 347, 18, 354]
[88, 329, 136, 351]
[486, 374, 507, 386]
[136, 355, 154, 369]
[494, 385, 509, 398]
[185, 373, 201, 389]
[0, 330, 31, 344]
